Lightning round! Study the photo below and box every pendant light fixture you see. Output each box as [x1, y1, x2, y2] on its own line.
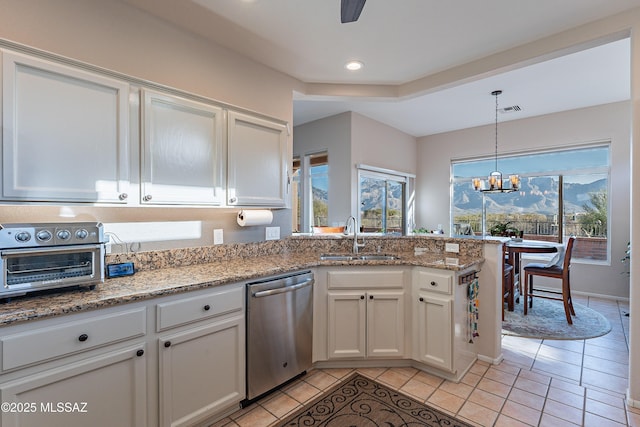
[472, 90, 520, 193]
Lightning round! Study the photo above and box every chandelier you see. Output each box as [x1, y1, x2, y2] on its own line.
[472, 90, 520, 193]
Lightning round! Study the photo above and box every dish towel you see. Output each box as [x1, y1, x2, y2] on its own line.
[544, 243, 566, 267]
[467, 277, 480, 343]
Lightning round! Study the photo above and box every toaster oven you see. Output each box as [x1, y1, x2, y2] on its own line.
[0, 223, 105, 299]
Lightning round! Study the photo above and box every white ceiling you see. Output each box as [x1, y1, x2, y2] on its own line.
[124, 0, 637, 137]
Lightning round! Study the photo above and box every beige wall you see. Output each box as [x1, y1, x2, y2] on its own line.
[350, 113, 418, 220]
[294, 112, 417, 227]
[0, 0, 299, 248]
[293, 112, 352, 229]
[416, 101, 631, 298]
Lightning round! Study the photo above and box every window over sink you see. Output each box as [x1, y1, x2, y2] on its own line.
[357, 165, 414, 235]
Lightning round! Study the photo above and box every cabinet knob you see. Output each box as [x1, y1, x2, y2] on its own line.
[360, 295, 365, 300]
[119, 193, 128, 200]
[136, 349, 144, 357]
[229, 197, 237, 204]
[143, 194, 152, 202]
[419, 297, 424, 302]
[369, 295, 373, 300]
[203, 304, 211, 311]
[78, 334, 88, 342]
[430, 281, 437, 286]
[164, 341, 171, 348]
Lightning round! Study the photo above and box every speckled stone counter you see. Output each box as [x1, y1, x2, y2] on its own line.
[0, 235, 488, 326]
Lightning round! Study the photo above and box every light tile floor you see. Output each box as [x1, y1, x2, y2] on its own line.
[215, 296, 637, 427]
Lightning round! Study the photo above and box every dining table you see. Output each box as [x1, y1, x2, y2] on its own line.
[504, 239, 560, 312]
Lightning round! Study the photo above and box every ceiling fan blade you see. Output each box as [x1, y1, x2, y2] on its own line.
[341, 0, 366, 23]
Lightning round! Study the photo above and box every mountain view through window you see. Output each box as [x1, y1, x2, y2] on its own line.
[452, 145, 609, 261]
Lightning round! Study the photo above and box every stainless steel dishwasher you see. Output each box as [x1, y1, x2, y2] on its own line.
[244, 270, 314, 404]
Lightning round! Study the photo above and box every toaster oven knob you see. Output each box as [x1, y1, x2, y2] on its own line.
[15, 231, 31, 242]
[75, 229, 89, 239]
[57, 230, 71, 240]
[35, 230, 51, 242]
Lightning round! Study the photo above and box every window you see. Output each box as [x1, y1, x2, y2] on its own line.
[358, 165, 412, 235]
[292, 152, 328, 233]
[451, 144, 610, 261]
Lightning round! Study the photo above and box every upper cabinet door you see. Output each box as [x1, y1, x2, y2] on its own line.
[1, 51, 130, 203]
[227, 111, 288, 207]
[141, 90, 224, 205]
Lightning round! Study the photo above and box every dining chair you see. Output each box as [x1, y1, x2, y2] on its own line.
[523, 236, 576, 324]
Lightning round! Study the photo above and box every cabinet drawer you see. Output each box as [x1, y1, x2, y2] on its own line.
[2, 308, 146, 371]
[414, 270, 453, 295]
[327, 269, 405, 289]
[156, 285, 243, 332]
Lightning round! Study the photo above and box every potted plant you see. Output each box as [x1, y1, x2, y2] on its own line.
[489, 221, 520, 237]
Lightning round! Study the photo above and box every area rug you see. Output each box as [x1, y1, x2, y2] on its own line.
[503, 297, 611, 340]
[277, 373, 473, 427]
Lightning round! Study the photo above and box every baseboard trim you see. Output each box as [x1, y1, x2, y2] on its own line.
[627, 389, 640, 409]
[571, 290, 629, 302]
[477, 353, 503, 365]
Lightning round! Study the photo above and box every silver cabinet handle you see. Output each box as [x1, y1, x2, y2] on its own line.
[143, 195, 152, 202]
[119, 193, 128, 200]
[252, 278, 313, 298]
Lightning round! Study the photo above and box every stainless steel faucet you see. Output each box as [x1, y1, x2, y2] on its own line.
[345, 216, 365, 254]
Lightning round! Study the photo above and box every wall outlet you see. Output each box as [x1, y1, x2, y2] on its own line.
[213, 229, 224, 245]
[445, 242, 460, 253]
[265, 226, 280, 240]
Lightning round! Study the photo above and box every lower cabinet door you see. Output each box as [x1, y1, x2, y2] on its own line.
[366, 291, 405, 358]
[415, 293, 453, 372]
[327, 292, 366, 359]
[158, 316, 245, 427]
[0, 345, 147, 427]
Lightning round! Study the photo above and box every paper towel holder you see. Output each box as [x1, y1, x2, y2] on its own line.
[237, 209, 274, 227]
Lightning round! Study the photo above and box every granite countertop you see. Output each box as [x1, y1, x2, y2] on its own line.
[0, 250, 482, 327]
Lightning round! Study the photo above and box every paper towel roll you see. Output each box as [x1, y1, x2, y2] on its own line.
[237, 210, 273, 227]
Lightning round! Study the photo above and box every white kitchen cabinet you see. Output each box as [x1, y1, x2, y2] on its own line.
[412, 268, 477, 377]
[141, 89, 224, 205]
[1, 50, 130, 203]
[315, 265, 477, 381]
[327, 291, 366, 358]
[414, 292, 453, 371]
[0, 345, 147, 427]
[0, 306, 148, 427]
[322, 268, 406, 360]
[227, 111, 288, 207]
[327, 290, 405, 359]
[1, 308, 146, 372]
[366, 291, 405, 357]
[157, 284, 245, 427]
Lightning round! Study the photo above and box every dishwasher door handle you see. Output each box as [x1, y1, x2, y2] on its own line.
[252, 278, 314, 298]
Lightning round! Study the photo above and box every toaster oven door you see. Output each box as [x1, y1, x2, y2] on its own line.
[1, 244, 104, 296]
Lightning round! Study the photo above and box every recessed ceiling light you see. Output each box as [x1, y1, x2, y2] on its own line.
[345, 60, 363, 71]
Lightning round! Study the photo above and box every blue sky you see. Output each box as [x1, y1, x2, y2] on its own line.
[453, 146, 609, 178]
[311, 164, 329, 191]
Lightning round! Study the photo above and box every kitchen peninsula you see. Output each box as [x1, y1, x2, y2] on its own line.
[0, 235, 502, 427]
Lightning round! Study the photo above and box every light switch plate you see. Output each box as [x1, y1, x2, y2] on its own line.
[213, 229, 224, 245]
[265, 226, 280, 240]
[445, 243, 460, 253]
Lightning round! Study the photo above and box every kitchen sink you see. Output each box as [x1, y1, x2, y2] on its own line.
[319, 254, 354, 261]
[319, 254, 399, 261]
[356, 254, 399, 261]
